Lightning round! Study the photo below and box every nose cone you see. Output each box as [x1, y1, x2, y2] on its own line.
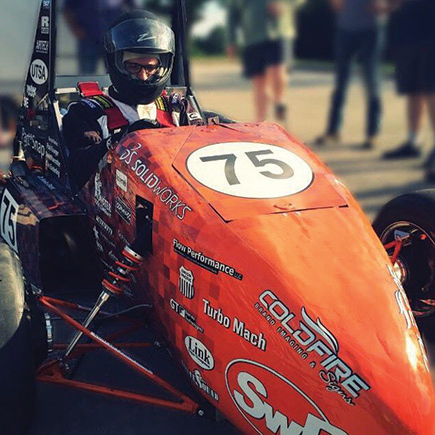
[231, 204, 435, 434]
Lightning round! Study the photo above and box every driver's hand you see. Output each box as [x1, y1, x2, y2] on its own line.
[84, 131, 102, 144]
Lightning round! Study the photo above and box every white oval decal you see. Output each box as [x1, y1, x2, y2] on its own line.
[185, 336, 214, 370]
[30, 59, 48, 85]
[186, 142, 313, 199]
[225, 359, 348, 435]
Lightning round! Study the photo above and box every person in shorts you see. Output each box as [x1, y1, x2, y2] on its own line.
[383, 0, 435, 172]
[227, 0, 304, 123]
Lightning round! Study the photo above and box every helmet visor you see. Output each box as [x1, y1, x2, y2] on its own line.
[105, 18, 175, 54]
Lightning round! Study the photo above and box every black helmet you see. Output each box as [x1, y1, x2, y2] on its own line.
[104, 10, 175, 105]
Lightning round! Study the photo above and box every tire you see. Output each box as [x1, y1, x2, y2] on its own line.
[373, 189, 435, 318]
[0, 241, 36, 435]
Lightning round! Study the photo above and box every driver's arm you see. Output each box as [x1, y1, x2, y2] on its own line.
[63, 101, 110, 190]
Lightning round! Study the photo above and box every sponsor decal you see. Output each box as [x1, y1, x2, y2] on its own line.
[185, 336, 214, 370]
[115, 198, 132, 224]
[0, 190, 19, 253]
[30, 59, 48, 85]
[181, 361, 219, 401]
[94, 173, 112, 217]
[173, 239, 243, 280]
[116, 169, 128, 192]
[186, 142, 313, 199]
[22, 132, 45, 159]
[120, 144, 192, 220]
[40, 15, 50, 34]
[35, 40, 49, 54]
[23, 97, 29, 109]
[26, 85, 37, 98]
[117, 231, 130, 246]
[96, 216, 113, 236]
[93, 226, 104, 252]
[37, 175, 56, 190]
[254, 290, 370, 406]
[203, 298, 266, 351]
[46, 137, 61, 177]
[179, 266, 195, 299]
[170, 299, 204, 333]
[226, 359, 348, 435]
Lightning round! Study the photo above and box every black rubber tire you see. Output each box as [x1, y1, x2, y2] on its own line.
[373, 189, 435, 317]
[0, 241, 35, 435]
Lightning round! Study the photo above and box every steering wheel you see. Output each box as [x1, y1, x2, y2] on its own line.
[126, 119, 161, 134]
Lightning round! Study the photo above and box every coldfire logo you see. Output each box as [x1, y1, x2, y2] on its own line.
[226, 359, 348, 435]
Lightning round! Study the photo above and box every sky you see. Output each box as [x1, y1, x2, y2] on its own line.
[192, 1, 226, 37]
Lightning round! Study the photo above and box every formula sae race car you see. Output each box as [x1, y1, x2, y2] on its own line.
[0, 1, 434, 434]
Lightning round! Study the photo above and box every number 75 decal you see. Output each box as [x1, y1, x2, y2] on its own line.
[0, 189, 19, 252]
[187, 142, 313, 199]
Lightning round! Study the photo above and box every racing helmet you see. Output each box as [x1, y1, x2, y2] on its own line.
[104, 10, 175, 105]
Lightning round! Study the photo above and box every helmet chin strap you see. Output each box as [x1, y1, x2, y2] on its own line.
[109, 86, 140, 106]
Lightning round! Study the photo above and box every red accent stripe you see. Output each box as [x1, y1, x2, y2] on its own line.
[78, 82, 104, 97]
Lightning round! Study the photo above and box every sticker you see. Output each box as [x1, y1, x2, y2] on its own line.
[116, 170, 128, 192]
[115, 198, 132, 224]
[255, 290, 370, 405]
[94, 173, 112, 217]
[186, 142, 313, 199]
[40, 16, 50, 34]
[170, 299, 204, 333]
[120, 143, 192, 220]
[30, 59, 48, 85]
[96, 216, 113, 236]
[182, 362, 219, 401]
[22, 132, 45, 159]
[26, 85, 37, 98]
[174, 238, 243, 280]
[203, 298, 267, 351]
[0, 190, 19, 253]
[226, 359, 348, 435]
[35, 40, 49, 54]
[179, 266, 195, 299]
[185, 336, 214, 370]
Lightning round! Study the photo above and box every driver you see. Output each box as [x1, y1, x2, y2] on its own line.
[63, 10, 177, 190]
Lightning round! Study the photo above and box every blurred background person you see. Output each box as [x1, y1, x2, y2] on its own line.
[227, 0, 305, 124]
[315, 0, 387, 149]
[64, 0, 140, 75]
[383, 0, 435, 170]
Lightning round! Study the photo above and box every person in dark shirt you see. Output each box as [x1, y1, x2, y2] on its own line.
[64, 0, 139, 74]
[383, 0, 435, 170]
[62, 10, 176, 190]
[315, 0, 387, 149]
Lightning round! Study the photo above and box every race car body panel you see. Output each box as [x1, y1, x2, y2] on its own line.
[173, 123, 347, 221]
[78, 125, 435, 434]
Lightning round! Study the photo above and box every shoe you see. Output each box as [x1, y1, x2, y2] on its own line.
[361, 136, 378, 150]
[382, 142, 421, 159]
[314, 133, 340, 147]
[275, 104, 287, 121]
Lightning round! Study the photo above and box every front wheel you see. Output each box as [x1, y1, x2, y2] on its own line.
[0, 241, 36, 435]
[373, 190, 435, 318]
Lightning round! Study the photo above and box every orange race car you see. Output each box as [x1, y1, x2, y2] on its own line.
[0, 1, 434, 434]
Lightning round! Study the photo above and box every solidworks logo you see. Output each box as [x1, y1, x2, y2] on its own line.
[226, 359, 348, 435]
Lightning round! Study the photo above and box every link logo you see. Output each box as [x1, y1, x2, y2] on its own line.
[226, 359, 348, 435]
[185, 336, 214, 370]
